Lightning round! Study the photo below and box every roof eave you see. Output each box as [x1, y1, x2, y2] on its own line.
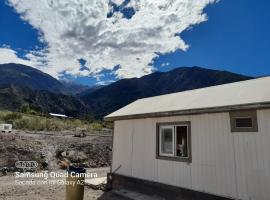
[104, 101, 270, 122]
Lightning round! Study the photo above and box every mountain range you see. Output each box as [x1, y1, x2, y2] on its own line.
[60, 80, 91, 95]
[0, 63, 253, 119]
[81, 67, 252, 118]
[0, 84, 90, 118]
[0, 63, 66, 93]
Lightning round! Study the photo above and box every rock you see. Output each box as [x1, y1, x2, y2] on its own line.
[77, 152, 88, 161]
[64, 151, 88, 163]
[73, 132, 86, 138]
[67, 150, 76, 158]
[57, 158, 70, 169]
[0, 167, 9, 176]
[61, 151, 67, 157]
[40, 160, 49, 169]
[55, 149, 64, 158]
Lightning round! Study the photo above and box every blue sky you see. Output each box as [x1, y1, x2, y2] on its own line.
[0, 0, 270, 86]
[156, 0, 270, 77]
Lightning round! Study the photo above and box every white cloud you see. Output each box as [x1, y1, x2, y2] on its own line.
[161, 62, 170, 67]
[0, 47, 32, 66]
[111, 0, 126, 6]
[4, 0, 216, 80]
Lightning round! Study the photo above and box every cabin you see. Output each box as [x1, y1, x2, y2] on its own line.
[0, 124, 12, 133]
[105, 77, 270, 200]
[49, 113, 68, 118]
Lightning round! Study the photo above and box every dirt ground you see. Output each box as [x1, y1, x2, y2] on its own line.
[0, 175, 127, 200]
[0, 130, 128, 200]
[0, 130, 112, 172]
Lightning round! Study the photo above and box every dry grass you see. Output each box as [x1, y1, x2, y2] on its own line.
[0, 111, 112, 132]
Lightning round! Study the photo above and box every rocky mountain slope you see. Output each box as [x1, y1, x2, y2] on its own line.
[0, 84, 90, 118]
[60, 80, 91, 95]
[0, 63, 66, 93]
[81, 67, 253, 118]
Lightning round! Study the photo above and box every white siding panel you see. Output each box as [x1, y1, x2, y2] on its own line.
[190, 113, 237, 198]
[173, 161, 192, 188]
[157, 159, 175, 185]
[233, 109, 270, 200]
[112, 120, 133, 176]
[131, 118, 156, 181]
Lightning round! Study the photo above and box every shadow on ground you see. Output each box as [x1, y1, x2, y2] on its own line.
[97, 191, 128, 200]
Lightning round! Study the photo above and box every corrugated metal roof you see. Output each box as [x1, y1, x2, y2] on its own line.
[105, 76, 270, 121]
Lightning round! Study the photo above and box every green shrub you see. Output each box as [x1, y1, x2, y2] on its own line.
[14, 117, 30, 130]
[0, 111, 111, 133]
[0, 111, 22, 122]
[88, 122, 103, 131]
[20, 104, 31, 113]
[20, 104, 38, 115]
[102, 121, 113, 129]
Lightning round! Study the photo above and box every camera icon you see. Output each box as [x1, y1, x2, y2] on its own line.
[15, 161, 38, 169]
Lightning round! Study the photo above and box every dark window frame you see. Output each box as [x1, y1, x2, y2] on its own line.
[229, 110, 258, 132]
[156, 121, 192, 163]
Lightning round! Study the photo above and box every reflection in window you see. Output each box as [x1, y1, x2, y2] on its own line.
[176, 126, 188, 158]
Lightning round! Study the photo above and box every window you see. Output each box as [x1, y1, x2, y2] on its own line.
[230, 110, 258, 132]
[176, 126, 188, 158]
[4, 125, 9, 130]
[159, 126, 174, 156]
[157, 122, 191, 162]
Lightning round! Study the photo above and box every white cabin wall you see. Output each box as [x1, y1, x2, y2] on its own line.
[233, 109, 270, 200]
[189, 113, 237, 198]
[131, 118, 157, 181]
[112, 109, 270, 200]
[112, 120, 133, 176]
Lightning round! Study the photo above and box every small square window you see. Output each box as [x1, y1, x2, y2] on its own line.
[4, 125, 9, 130]
[230, 110, 258, 132]
[156, 122, 191, 162]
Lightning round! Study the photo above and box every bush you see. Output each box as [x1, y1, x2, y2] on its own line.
[20, 104, 38, 115]
[20, 104, 30, 113]
[0, 111, 22, 122]
[0, 111, 111, 133]
[102, 121, 113, 129]
[88, 122, 103, 131]
[14, 117, 30, 130]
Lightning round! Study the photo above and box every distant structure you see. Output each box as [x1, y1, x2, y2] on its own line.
[105, 77, 270, 200]
[0, 124, 12, 133]
[49, 113, 68, 118]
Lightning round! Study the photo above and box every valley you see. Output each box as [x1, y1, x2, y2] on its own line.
[0, 63, 253, 119]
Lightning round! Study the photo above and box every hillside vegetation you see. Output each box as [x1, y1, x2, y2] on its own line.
[0, 111, 112, 132]
[0, 85, 91, 119]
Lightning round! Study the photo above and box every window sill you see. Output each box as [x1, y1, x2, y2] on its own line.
[231, 127, 258, 132]
[156, 155, 192, 163]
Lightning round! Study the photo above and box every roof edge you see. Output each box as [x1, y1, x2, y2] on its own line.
[104, 102, 270, 121]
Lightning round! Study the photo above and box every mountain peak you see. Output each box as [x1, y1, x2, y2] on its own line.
[0, 63, 65, 93]
[81, 66, 253, 119]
